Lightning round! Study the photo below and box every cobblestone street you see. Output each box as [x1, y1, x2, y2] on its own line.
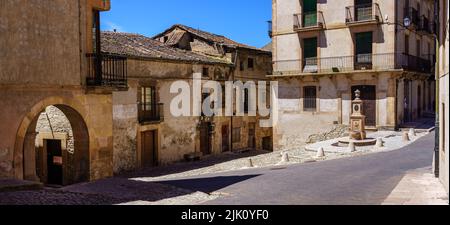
[0, 130, 447, 205]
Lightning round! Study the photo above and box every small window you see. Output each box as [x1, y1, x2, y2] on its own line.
[232, 128, 241, 143]
[141, 87, 156, 111]
[244, 89, 249, 113]
[203, 67, 209, 77]
[240, 60, 245, 71]
[163, 36, 169, 43]
[248, 58, 254, 70]
[303, 86, 317, 111]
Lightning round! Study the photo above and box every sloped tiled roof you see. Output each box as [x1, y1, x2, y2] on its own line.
[262, 42, 272, 52]
[153, 24, 271, 53]
[101, 31, 231, 65]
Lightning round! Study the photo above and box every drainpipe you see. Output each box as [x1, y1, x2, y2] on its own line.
[433, 0, 440, 178]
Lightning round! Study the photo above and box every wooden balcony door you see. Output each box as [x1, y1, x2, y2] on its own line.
[355, 32, 373, 70]
[141, 86, 157, 119]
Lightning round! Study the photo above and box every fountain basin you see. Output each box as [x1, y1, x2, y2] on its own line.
[337, 137, 377, 147]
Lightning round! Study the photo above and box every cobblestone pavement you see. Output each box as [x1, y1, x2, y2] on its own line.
[0, 177, 218, 205]
[0, 127, 443, 205]
[0, 189, 120, 205]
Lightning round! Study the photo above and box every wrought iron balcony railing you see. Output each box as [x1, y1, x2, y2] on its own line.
[273, 53, 433, 75]
[268, 20, 273, 38]
[346, 3, 381, 25]
[293, 11, 324, 31]
[86, 53, 127, 87]
[138, 103, 164, 123]
[418, 16, 432, 34]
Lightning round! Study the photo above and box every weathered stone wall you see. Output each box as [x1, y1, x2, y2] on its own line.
[112, 81, 138, 173]
[113, 56, 273, 172]
[35, 106, 75, 154]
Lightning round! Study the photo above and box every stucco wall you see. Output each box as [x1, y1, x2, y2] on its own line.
[0, 0, 85, 86]
[272, 0, 435, 72]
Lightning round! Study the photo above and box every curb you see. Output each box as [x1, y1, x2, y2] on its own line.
[0, 180, 43, 193]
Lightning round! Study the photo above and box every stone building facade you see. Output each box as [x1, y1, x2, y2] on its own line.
[271, 0, 437, 151]
[153, 24, 274, 151]
[0, 0, 126, 185]
[103, 28, 273, 174]
[437, 0, 449, 195]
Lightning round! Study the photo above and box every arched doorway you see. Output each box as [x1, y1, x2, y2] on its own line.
[14, 99, 90, 186]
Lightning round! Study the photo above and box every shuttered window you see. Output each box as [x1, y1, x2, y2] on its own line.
[303, 0, 317, 27]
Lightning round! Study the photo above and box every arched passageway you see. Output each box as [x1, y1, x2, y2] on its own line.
[14, 99, 90, 186]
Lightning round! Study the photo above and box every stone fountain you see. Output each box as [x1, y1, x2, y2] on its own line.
[338, 90, 377, 147]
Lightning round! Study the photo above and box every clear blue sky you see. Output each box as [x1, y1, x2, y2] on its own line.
[101, 0, 272, 48]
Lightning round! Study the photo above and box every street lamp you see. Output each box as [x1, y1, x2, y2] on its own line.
[403, 17, 411, 28]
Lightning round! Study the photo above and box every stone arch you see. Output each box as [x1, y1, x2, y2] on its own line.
[14, 96, 90, 185]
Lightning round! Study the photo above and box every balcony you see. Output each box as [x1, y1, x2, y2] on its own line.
[86, 53, 127, 88]
[404, 7, 420, 27]
[293, 11, 324, 32]
[273, 53, 433, 76]
[346, 3, 381, 27]
[138, 103, 164, 124]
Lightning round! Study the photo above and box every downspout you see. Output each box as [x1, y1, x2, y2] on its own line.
[434, 0, 440, 178]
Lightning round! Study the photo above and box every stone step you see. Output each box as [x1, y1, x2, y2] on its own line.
[0, 179, 43, 193]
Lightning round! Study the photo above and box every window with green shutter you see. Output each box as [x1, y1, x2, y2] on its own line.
[303, 0, 317, 27]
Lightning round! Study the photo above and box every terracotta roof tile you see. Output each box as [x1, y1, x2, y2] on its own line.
[154, 24, 271, 53]
[101, 31, 231, 65]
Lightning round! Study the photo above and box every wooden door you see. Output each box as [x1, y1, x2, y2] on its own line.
[142, 130, 157, 168]
[222, 125, 230, 152]
[262, 137, 273, 152]
[46, 140, 63, 186]
[200, 123, 211, 155]
[248, 123, 256, 149]
[352, 85, 376, 127]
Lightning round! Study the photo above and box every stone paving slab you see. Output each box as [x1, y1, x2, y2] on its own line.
[382, 167, 449, 205]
